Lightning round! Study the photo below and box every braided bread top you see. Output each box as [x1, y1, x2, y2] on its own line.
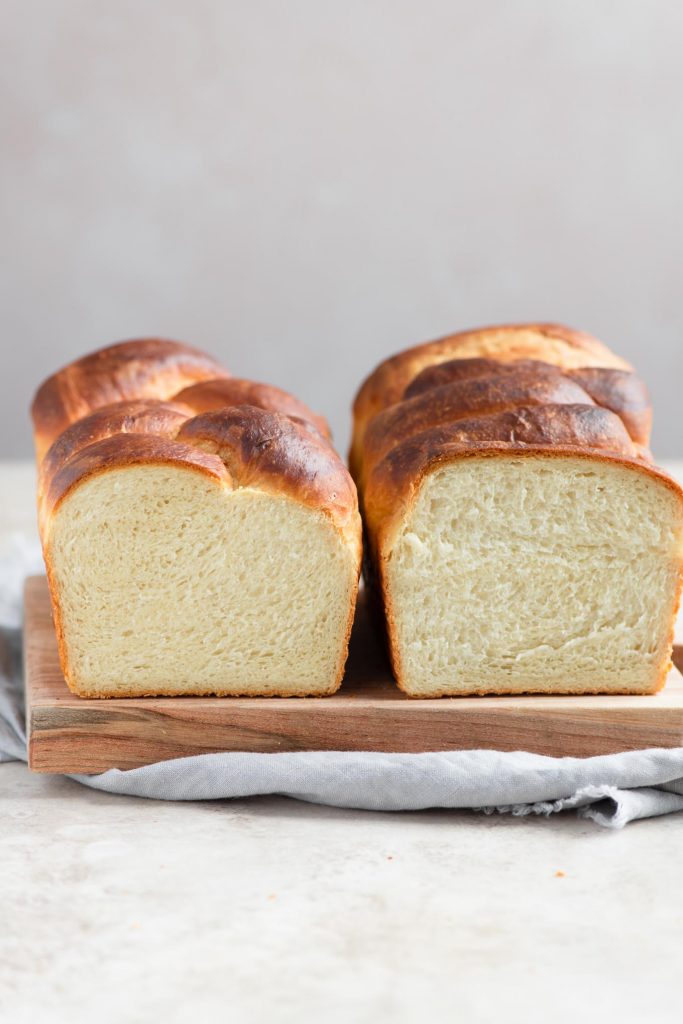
[34, 341, 359, 558]
[350, 323, 635, 476]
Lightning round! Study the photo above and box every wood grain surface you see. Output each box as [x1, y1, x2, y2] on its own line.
[24, 575, 683, 773]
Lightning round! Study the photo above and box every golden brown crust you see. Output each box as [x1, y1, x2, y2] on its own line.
[359, 362, 600, 485]
[566, 367, 652, 446]
[404, 357, 652, 448]
[174, 377, 331, 440]
[404, 356, 521, 397]
[32, 338, 229, 462]
[350, 323, 633, 474]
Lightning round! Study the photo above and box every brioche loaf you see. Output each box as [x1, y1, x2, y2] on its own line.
[33, 339, 361, 698]
[352, 324, 683, 697]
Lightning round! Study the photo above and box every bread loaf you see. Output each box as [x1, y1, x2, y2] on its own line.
[352, 324, 683, 697]
[33, 339, 361, 698]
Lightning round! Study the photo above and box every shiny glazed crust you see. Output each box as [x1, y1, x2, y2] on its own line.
[404, 358, 652, 447]
[174, 377, 331, 439]
[31, 338, 230, 462]
[350, 323, 634, 475]
[359, 362, 620, 486]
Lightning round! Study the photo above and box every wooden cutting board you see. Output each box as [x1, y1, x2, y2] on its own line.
[24, 575, 683, 773]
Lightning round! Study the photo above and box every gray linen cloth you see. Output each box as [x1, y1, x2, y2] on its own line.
[2, 535, 683, 828]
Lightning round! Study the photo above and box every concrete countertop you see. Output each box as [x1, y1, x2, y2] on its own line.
[2, 460, 683, 1024]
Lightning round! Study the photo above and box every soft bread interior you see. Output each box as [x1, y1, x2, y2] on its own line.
[46, 465, 357, 696]
[384, 456, 683, 696]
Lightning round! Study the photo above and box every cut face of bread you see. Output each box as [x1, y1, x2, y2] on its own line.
[381, 455, 683, 696]
[46, 463, 358, 697]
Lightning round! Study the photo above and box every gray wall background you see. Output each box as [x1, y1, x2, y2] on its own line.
[2, 0, 682, 458]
